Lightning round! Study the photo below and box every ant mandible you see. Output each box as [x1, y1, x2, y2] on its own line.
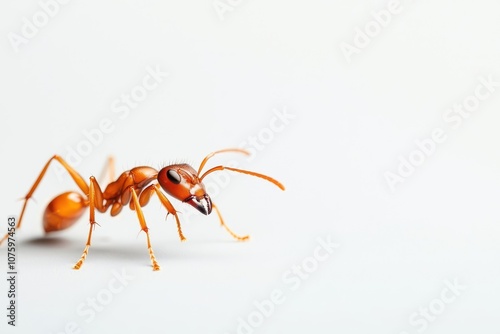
[0, 148, 284, 271]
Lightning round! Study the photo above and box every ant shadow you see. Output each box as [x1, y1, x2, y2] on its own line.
[24, 236, 73, 247]
[20, 235, 145, 261]
[17, 233, 247, 269]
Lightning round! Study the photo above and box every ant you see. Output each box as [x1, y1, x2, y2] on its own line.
[0, 148, 284, 271]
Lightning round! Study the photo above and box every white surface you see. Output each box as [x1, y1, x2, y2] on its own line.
[1, 1, 500, 333]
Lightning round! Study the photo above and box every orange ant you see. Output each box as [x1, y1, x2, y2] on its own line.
[0, 148, 284, 271]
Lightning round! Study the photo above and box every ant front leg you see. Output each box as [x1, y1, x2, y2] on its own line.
[139, 184, 186, 241]
[153, 185, 187, 241]
[212, 203, 249, 241]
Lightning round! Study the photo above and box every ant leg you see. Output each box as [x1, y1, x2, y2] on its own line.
[150, 185, 186, 241]
[130, 188, 161, 271]
[97, 156, 116, 184]
[73, 176, 104, 270]
[212, 203, 249, 241]
[1, 155, 89, 245]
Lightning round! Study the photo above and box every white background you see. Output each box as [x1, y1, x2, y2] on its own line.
[1, 1, 500, 333]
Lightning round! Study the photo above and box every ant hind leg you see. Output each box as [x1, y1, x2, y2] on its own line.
[1, 155, 89, 245]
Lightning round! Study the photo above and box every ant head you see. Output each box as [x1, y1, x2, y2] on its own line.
[158, 164, 212, 215]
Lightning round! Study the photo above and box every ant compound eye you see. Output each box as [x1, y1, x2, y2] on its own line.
[166, 169, 182, 184]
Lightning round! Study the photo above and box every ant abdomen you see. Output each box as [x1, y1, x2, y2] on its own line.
[43, 191, 86, 233]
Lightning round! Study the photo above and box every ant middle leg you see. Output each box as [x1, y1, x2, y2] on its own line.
[73, 176, 105, 270]
[130, 188, 161, 271]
